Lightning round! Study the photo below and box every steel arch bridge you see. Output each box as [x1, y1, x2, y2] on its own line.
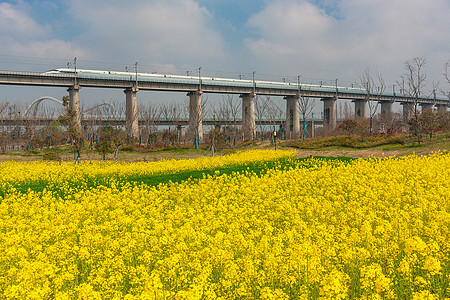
[24, 97, 116, 118]
[24, 96, 63, 117]
[82, 102, 116, 117]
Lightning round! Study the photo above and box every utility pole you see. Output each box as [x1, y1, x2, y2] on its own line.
[335, 79, 338, 98]
[252, 71, 256, 94]
[199, 67, 202, 91]
[135, 62, 138, 87]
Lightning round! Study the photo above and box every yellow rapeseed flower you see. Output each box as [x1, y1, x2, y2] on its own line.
[0, 151, 449, 299]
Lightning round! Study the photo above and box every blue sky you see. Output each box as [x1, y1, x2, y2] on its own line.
[18, 0, 265, 49]
[0, 0, 449, 109]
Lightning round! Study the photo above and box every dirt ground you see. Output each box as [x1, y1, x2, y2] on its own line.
[0, 139, 448, 162]
[293, 147, 446, 159]
[0, 150, 211, 162]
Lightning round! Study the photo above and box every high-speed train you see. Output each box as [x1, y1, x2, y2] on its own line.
[44, 68, 366, 93]
[45, 68, 254, 83]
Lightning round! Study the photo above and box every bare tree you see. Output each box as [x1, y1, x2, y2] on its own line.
[343, 101, 353, 119]
[437, 110, 450, 131]
[444, 61, 450, 86]
[339, 119, 358, 137]
[441, 60, 450, 109]
[201, 95, 209, 121]
[264, 97, 283, 135]
[376, 112, 403, 134]
[0, 102, 10, 153]
[58, 96, 85, 164]
[160, 103, 170, 123]
[114, 101, 126, 132]
[210, 95, 240, 141]
[338, 102, 343, 121]
[397, 57, 435, 143]
[0, 102, 9, 140]
[255, 96, 271, 136]
[359, 68, 385, 134]
[83, 103, 104, 140]
[299, 96, 315, 139]
[107, 100, 121, 120]
[226, 95, 241, 136]
[419, 109, 439, 138]
[374, 71, 386, 131]
[160, 102, 181, 132]
[182, 99, 190, 120]
[138, 103, 148, 130]
[210, 102, 224, 122]
[170, 102, 183, 144]
[0, 101, 10, 116]
[140, 103, 160, 136]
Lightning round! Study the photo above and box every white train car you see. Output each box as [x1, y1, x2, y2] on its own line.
[43, 68, 366, 93]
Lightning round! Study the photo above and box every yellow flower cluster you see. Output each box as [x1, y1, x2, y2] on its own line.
[0, 149, 296, 193]
[0, 151, 449, 299]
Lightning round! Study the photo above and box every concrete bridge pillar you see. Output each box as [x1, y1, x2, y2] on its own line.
[188, 91, 203, 142]
[241, 93, 256, 140]
[124, 87, 139, 138]
[321, 97, 337, 130]
[380, 101, 393, 116]
[436, 104, 448, 114]
[285, 95, 300, 139]
[67, 85, 82, 133]
[401, 102, 414, 124]
[177, 125, 186, 142]
[353, 99, 367, 118]
[420, 103, 434, 112]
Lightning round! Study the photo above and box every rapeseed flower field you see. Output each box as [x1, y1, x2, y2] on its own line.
[0, 150, 449, 299]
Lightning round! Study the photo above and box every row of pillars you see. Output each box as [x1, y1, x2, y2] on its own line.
[187, 91, 258, 142]
[353, 99, 446, 119]
[67, 85, 448, 141]
[68, 85, 140, 137]
[323, 97, 449, 128]
[190, 92, 313, 140]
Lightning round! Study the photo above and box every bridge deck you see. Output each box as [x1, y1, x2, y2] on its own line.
[0, 70, 448, 105]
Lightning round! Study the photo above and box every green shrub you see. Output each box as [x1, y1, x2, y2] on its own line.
[43, 151, 61, 161]
[287, 134, 407, 149]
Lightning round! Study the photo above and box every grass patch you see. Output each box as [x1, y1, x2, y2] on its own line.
[2, 156, 355, 198]
[285, 134, 407, 149]
[127, 156, 353, 187]
[4, 150, 40, 157]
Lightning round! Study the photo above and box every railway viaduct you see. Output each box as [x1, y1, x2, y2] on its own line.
[1, 70, 449, 141]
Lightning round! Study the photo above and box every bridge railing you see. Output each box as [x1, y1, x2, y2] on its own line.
[1, 69, 449, 102]
[0, 70, 75, 78]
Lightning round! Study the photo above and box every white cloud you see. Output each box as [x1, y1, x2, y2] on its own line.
[0, 2, 48, 39]
[0, 2, 85, 64]
[9, 40, 86, 59]
[68, 0, 227, 71]
[1, 0, 448, 91]
[245, 0, 450, 86]
[248, 1, 332, 41]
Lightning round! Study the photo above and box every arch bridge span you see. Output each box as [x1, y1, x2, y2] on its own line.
[24, 97, 117, 118]
[24, 96, 63, 117]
